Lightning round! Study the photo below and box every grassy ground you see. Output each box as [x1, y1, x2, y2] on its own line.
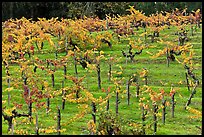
[2, 24, 202, 135]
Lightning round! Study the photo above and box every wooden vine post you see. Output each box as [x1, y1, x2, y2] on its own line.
[91, 102, 96, 124]
[108, 63, 111, 81]
[33, 65, 37, 73]
[185, 72, 190, 92]
[57, 106, 61, 135]
[63, 64, 67, 80]
[46, 97, 50, 115]
[106, 89, 109, 111]
[171, 92, 176, 118]
[95, 50, 102, 89]
[126, 79, 130, 105]
[141, 106, 147, 135]
[47, 61, 56, 88]
[116, 86, 120, 116]
[89, 101, 97, 134]
[41, 42, 44, 50]
[62, 80, 65, 110]
[51, 73, 55, 88]
[96, 62, 101, 89]
[46, 59, 50, 69]
[108, 56, 114, 82]
[136, 82, 140, 98]
[162, 97, 167, 124]
[153, 103, 158, 135]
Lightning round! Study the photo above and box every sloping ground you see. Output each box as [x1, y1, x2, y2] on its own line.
[2, 25, 202, 135]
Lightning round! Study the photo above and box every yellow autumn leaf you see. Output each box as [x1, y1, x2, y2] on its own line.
[5, 87, 14, 92]
[122, 90, 126, 94]
[138, 38, 142, 44]
[178, 93, 183, 98]
[33, 117, 36, 125]
[139, 102, 143, 107]
[58, 41, 64, 45]
[44, 81, 49, 88]
[146, 51, 153, 55]
[156, 112, 162, 117]
[139, 32, 147, 37]
[117, 71, 122, 75]
[75, 46, 80, 52]
[116, 88, 120, 93]
[119, 66, 123, 71]
[140, 97, 146, 101]
[100, 51, 104, 55]
[166, 101, 170, 106]
[2, 100, 6, 104]
[178, 80, 183, 85]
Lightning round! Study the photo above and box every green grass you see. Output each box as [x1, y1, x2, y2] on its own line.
[2, 24, 202, 135]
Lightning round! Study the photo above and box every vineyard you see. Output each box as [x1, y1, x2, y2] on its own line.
[2, 7, 202, 135]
